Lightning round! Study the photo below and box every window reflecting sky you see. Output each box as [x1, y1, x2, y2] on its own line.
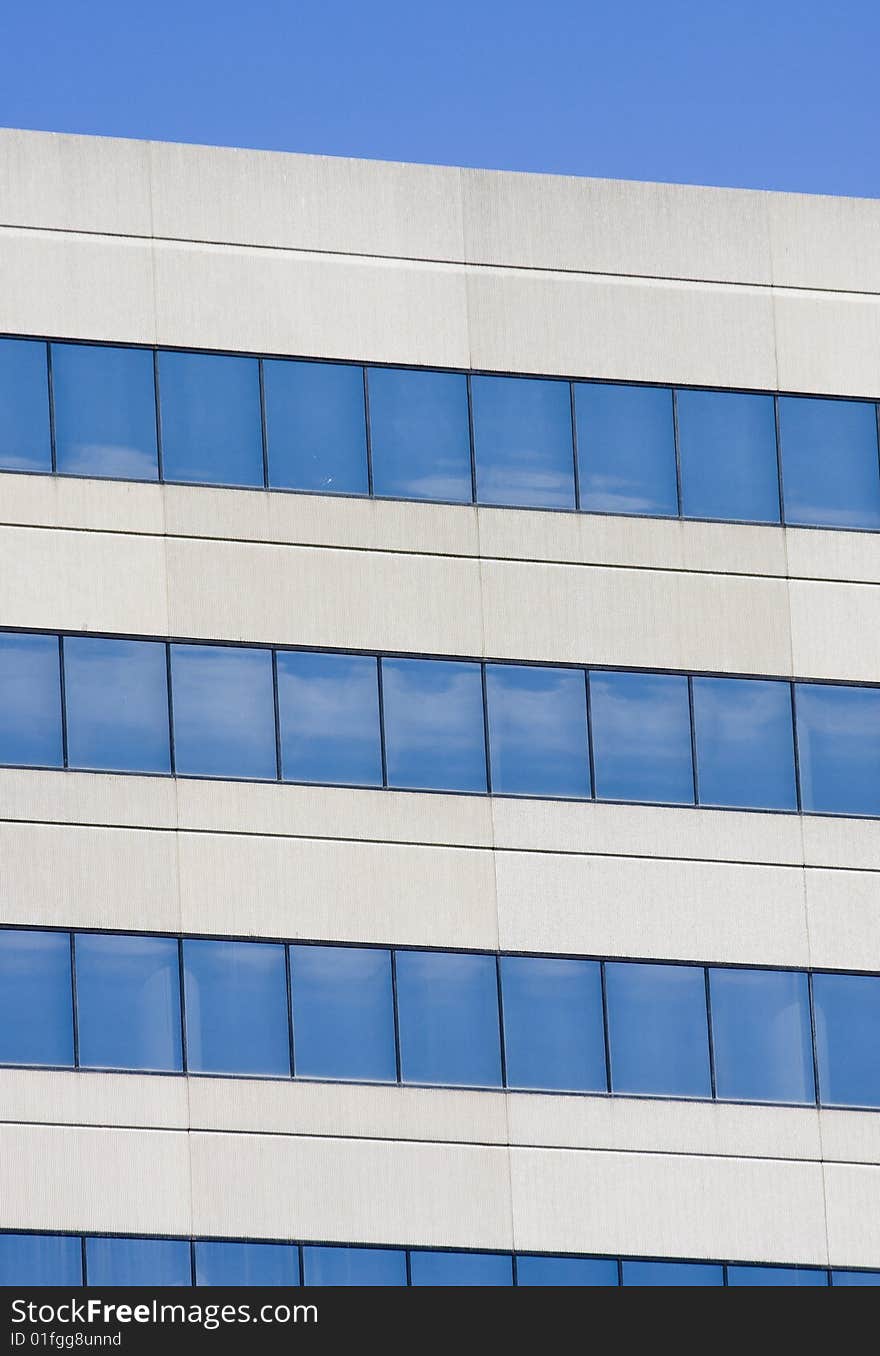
[369, 367, 472, 502]
[277, 650, 382, 786]
[264, 358, 368, 495]
[159, 350, 264, 487]
[0, 930, 73, 1067]
[396, 949, 502, 1087]
[621, 1260, 724, 1286]
[795, 682, 880, 817]
[0, 632, 63, 768]
[75, 933, 182, 1072]
[692, 676, 797, 810]
[170, 644, 277, 780]
[709, 967, 814, 1104]
[813, 972, 880, 1108]
[606, 961, 711, 1098]
[85, 1237, 191, 1287]
[576, 382, 677, 516]
[516, 1255, 619, 1286]
[301, 1246, 406, 1286]
[0, 1234, 82, 1286]
[183, 939, 290, 1076]
[410, 1251, 513, 1285]
[64, 637, 171, 774]
[0, 337, 51, 472]
[590, 670, 694, 804]
[501, 955, 606, 1092]
[677, 389, 780, 523]
[486, 663, 590, 798]
[195, 1241, 299, 1287]
[472, 374, 575, 508]
[381, 657, 487, 792]
[290, 944, 396, 1082]
[779, 396, 880, 529]
[53, 343, 158, 480]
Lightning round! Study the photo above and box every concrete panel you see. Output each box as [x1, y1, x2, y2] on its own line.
[0, 769, 179, 831]
[784, 527, 880, 587]
[0, 129, 153, 237]
[806, 869, 880, 974]
[773, 290, 880, 400]
[0, 474, 166, 538]
[789, 578, 880, 682]
[0, 1069, 189, 1132]
[802, 815, 880, 873]
[819, 1110, 880, 1169]
[769, 189, 880, 296]
[824, 1163, 880, 1268]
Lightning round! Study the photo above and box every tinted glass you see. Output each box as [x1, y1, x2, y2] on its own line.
[486, 664, 590, 798]
[85, 1237, 191, 1286]
[832, 1270, 880, 1286]
[0, 930, 73, 1067]
[277, 651, 382, 787]
[813, 972, 880, 1108]
[472, 375, 575, 508]
[264, 358, 367, 494]
[795, 683, 880, 817]
[0, 337, 51, 471]
[501, 955, 606, 1092]
[709, 968, 814, 1104]
[0, 1234, 82, 1285]
[677, 389, 779, 523]
[410, 1251, 513, 1286]
[52, 343, 158, 480]
[516, 1255, 619, 1286]
[692, 676, 797, 810]
[75, 933, 182, 1072]
[576, 383, 677, 516]
[368, 367, 472, 502]
[183, 939, 290, 1076]
[727, 1265, 828, 1286]
[170, 645, 277, 780]
[0, 632, 63, 768]
[64, 637, 170, 774]
[381, 658, 487, 793]
[590, 671, 694, 804]
[159, 350, 263, 487]
[195, 1241, 299, 1287]
[779, 396, 880, 529]
[290, 944, 396, 1082]
[396, 950, 502, 1088]
[621, 1260, 724, 1286]
[301, 1246, 406, 1286]
[606, 961, 711, 1098]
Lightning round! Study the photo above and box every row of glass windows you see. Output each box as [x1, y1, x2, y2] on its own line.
[0, 1234, 875, 1287]
[3, 928, 879, 1108]
[2, 336, 880, 530]
[2, 630, 880, 817]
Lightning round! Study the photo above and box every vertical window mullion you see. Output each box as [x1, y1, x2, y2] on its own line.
[69, 933, 80, 1070]
[271, 649, 282, 782]
[46, 342, 57, 474]
[285, 944, 296, 1080]
[165, 642, 176, 776]
[178, 937, 188, 1075]
[466, 372, 477, 504]
[480, 663, 492, 795]
[495, 954, 507, 1088]
[807, 970, 821, 1106]
[687, 674, 699, 805]
[363, 368, 374, 496]
[789, 682, 803, 813]
[704, 967, 717, 1100]
[153, 349, 164, 483]
[671, 387, 683, 517]
[599, 960, 612, 1093]
[585, 670, 597, 799]
[774, 393, 785, 525]
[376, 656, 389, 788]
[58, 635, 69, 769]
[258, 357, 269, 489]
[390, 949, 402, 1084]
[569, 382, 581, 511]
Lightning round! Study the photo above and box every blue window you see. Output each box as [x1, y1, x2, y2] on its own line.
[277, 651, 382, 787]
[0, 1234, 82, 1285]
[485, 664, 590, 799]
[0, 338, 51, 472]
[813, 972, 880, 1108]
[606, 961, 711, 1098]
[832, 1270, 880, 1286]
[709, 968, 814, 1104]
[290, 944, 396, 1083]
[85, 1237, 191, 1286]
[381, 658, 487, 793]
[368, 367, 472, 503]
[396, 950, 502, 1088]
[795, 683, 880, 818]
[264, 358, 368, 495]
[589, 670, 694, 805]
[301, 1246, 406, 1286]
[576, 383, 677, 517]
[677, 389, 779, 523]
[621, 1260, 723, 1286]
[183, 939, 290, 1076]
[779, 396, 880, 530]
[516, 1255, 619, 1286]
[472, 375, 575, 508]
[692, 677, 797, 811]
[727, 1265, 828, 1286]
[410, 1251, 513, 1286]
[0, 632, 63, 768]
[170, 644, 277, 780]
[194, 1241, 299, 1287]
[158, 350, 263, 487]
[63, 637, 171, 774]
[0, 930, 73, 1067]
[75, 933, 182, 1072]
[501, 956, 606, 1092]
[52, 343, 158, 481]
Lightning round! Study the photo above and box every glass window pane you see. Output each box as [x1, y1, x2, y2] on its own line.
[410, 1251, 513, 1286]
[709, 968, 814, 1104]
[75, 934, 182, 1072]
[382, 658, 487, 793]
[693, 677, 797, 811]
[64, 638, 170, 774]
[832, 1270, 880, 1286]
[0, 632, 63, 768]
[606, 961, 711, 1098]
[86, 1237, 191, 1286]
[264, 358, 367, 494]
[814, 972, 880, 1108]
[0, 1234, 82, 1285]
[301, 1246, 405, 1286]
[779, 396, 880, 529]
[576, 383, 677, 517]
[396, 950, 502, 1088]
[159, 350, 263, 487]
[195, 1241, 299, 1287]
[486, 664, 590, 799]
[52, 343, 158, 481]
[0, 930, 73, 1067]
[501, 956, 606, 1092]
[183, 939, 290, 1076]
[590, 671, 694, 805]
[290, 944, 396, 1082]
[727, 1265, 828, 1286]
[368, 367, 472, 503]
[677, 389, 779, 523]
[516, 1255, 619, 1286]
[0, 338, 51, 471]
[170, 645, 277, 780]
[472, 375, 575, 508]
[621, 1260, 723, 1286]
[795, 683, 880, 817]
[277, 651, 382, 787]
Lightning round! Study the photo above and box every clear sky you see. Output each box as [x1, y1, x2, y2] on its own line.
[1, 0, 878, 197]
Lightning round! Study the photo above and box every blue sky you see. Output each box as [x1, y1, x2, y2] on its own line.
[1, 1, 878, 196]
